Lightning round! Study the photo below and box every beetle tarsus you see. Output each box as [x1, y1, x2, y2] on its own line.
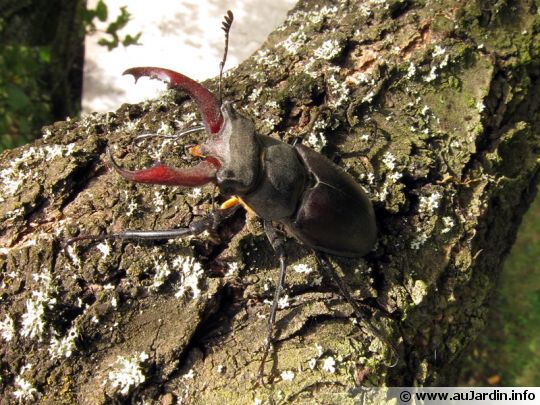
[314, 252, 400, 368]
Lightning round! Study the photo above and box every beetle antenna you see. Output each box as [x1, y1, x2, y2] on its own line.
[218, 10, 234, 106]
[131, 125, 206, 145]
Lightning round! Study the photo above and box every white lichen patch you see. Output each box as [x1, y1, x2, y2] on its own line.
[322, 356, 336, 373]
[314, 39, 342, 61]
[410, 279, 428, 305]
[306, 116, 333, 151]
[418, 192, 442, 214]
[370, 0, 389, 7]
[108, 352, 148, 396]
[389, 171, 403, 182]
[315, 343, 324, 357]
[424, 65, 438, 82]
[377, 183, 389, 202]
[327, 70, 351, 108]
[156, 122, 174, 135]
[382, 151, 397, 170]
[280, 30, 308, 55]
[476, 99, 486, 113]
[285, 5, 339, 27]
[96, 242, 111, 259]
[293, 263, 313, 274]
[49, 326, 78, 359]
[226, 261, 239, 276]
[432, 45, 446, 57]
[124, 191, 138, 217]
[151, 253, 172, 290]
[173, 255, 204, 299]
[0, 143, 77, 202]
[424, 45, 451, 83]
[411, 231, 429, 250]
[247, 87, 263, 104]
[280, 370, 295, 381]
[65, 244, 82, 268]
[308, 357, 317, 370]
[278, 295, 290, 309]
[0, 315, 15, 342]
[20, 298, 45, 340]
[306, 132, 327, 151]
[153, 191, 166, 213]
[20, 269, 57, 341]
[13, 376, 40, 403]
[406, 62, 417, 78]
[441, 216, 455, 234]
[409, 191, 443, 249]
[187, 187, 203, 199]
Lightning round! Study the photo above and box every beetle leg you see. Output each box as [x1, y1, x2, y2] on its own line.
[63, 205, 240, 249]
[256, 221, 287, 385]
[314, 252, 400, 368]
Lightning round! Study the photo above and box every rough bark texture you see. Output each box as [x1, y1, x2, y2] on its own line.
[1, 0, 539, 404]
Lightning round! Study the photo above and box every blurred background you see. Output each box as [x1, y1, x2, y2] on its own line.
[1, 0, 538, 386]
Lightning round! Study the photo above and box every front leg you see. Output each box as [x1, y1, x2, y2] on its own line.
[63, 204, 240, 249]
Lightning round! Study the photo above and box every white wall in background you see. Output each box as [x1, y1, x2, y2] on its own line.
[83, 0, 296, 113]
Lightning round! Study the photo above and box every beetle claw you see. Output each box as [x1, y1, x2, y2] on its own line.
[107, 146, 220, 187]
[124, 67, 223, 134]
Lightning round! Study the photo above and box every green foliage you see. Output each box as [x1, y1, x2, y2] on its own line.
[84, 1, 142, 51]
[0, 23, 52, 150]
[0, 1, 142, 152]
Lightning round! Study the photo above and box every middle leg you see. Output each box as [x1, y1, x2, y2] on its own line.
[257, 220, 287, 384]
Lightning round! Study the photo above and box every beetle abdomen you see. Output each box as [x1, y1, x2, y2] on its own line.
[284, 145, 377, 257]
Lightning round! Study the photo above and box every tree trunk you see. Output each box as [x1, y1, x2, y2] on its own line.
[0, 0, 538, 403]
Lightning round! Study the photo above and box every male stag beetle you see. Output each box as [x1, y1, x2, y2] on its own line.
[66, 10, 399, 382]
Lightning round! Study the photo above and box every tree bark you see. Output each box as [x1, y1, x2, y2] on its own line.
[0, 0, 539, 403]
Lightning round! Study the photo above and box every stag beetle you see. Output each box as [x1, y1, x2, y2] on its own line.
[66, 10, 398, 382]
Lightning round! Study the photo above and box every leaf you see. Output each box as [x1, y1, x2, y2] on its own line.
[38, 47, 51, 63]
[122, 33, 142, 47]
[95, 0, 108, 22]
[6, 83, 30, 110]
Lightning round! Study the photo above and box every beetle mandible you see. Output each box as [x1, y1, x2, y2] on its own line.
[67, 10, 398, 383]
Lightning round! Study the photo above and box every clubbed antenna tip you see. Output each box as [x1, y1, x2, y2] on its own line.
[219, 10, 234, 105]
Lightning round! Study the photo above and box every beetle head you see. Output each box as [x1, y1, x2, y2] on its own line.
[110, 69, 259, 195]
